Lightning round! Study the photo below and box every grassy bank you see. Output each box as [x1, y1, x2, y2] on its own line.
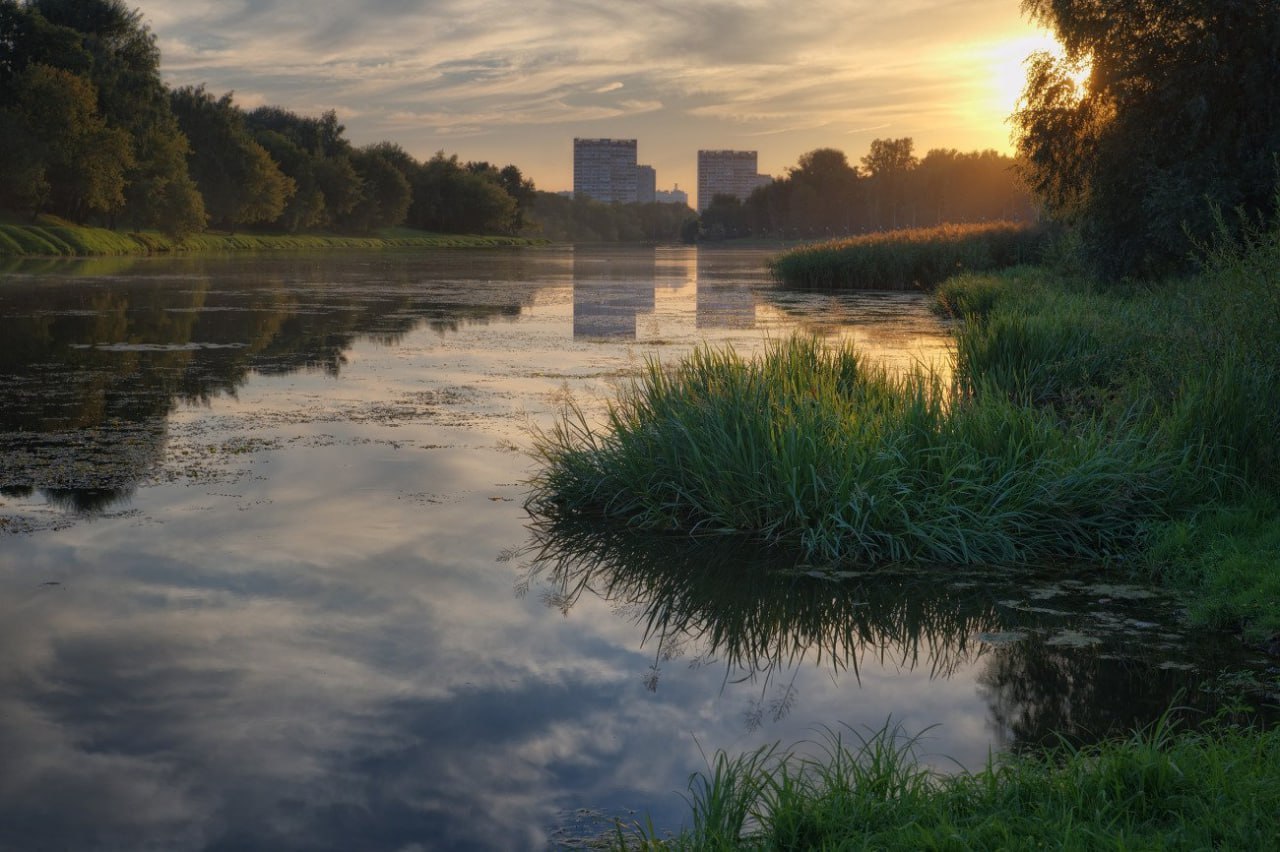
[528, 216, 1280, 635]
[615, 718, 1280, 850]
[528, 337, 1214, 565]
[767, 221, 1049, 290]
[0, 217, 546, 257]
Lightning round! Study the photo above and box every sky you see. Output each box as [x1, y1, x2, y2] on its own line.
[143, 0, 1058, 205]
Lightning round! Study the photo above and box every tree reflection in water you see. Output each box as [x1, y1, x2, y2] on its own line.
[517, 517, 1276, 749]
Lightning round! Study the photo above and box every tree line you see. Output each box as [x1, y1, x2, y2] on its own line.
[9, 0, 1263, 266]
[0, 0, 1036, 247]
[699, 141, 1037, 240]
[0, 0, 537, 239]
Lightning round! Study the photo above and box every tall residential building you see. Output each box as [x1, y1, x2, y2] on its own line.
[636, 165, 656, 203]
[696, 150, 772, 211]
[574, 138, 638, 204]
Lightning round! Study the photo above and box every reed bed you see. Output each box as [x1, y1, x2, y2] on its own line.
[767, 221, 1048, 290]
[614, 717, 1280, 850]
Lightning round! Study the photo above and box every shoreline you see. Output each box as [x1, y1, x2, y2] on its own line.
[0, 220, 550, 258]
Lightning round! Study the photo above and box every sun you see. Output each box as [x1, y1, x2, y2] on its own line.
[988, 31, 1090, 117]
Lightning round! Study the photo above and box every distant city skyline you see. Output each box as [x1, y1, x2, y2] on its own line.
[145, 0, 1063, 198]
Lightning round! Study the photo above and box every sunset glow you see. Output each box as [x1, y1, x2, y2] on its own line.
[133, 0, 1062, 193]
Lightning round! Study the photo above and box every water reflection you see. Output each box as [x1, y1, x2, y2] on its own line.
[520, 518, 1273, 749]
[571, 249, 657, 339]
[0, 253, 544, 510]
[2, 248, 1264, 849]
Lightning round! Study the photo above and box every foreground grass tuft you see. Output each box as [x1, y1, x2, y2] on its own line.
[527, 336, 1215, 565]
[615, 718, 1280, 850]
[767, 221, 1049, 290]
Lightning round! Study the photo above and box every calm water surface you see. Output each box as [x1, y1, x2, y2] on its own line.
[0, 247, 1270, 850]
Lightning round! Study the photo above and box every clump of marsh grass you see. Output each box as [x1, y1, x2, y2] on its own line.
[614, 716, 1280, 850]
[767, 221, 1049, 290]
[527, 336, 1209, 565]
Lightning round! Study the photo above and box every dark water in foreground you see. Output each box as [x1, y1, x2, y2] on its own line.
[0, 247, 1272, 850]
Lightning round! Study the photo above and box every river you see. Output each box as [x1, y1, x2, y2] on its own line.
[0, 247, 1269, 850]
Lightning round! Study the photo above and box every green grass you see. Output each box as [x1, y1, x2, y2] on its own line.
[528, 336, 1216, 565]
[0, 216, 548, 256]
[1144, 500, 1280, 643]
[614, 717, 1280, 850]
[767, 221, 1050, 290]
[529, 209, 1280, 634]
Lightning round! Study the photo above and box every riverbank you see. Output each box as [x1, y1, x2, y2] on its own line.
[529, 222, 1280, 638]
[0, 217, 547, 257]
[612, 717, 1280, 849]
[767, 220, 1050, 290]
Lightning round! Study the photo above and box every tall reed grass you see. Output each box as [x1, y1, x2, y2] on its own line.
[615, 717, 1280, 849]
[767, 221, 1049, 290]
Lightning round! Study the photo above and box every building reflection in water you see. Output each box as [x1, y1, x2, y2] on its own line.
[696, 248, 758, 330]
[571, 247, 762, 340]
[571, 249, 658, 340]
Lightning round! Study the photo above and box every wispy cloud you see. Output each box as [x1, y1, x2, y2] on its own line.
[143, 0, 1045, 191]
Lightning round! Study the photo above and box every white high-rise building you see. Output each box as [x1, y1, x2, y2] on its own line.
[696, 150, 771, 211]
[574, 138, 638, 204]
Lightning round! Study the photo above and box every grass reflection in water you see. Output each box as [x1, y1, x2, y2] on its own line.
[515, 518, 1266, 750]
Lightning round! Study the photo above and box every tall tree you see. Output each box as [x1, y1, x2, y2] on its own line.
[408, 152, 516, 235]
[342, 146, 412, 233]
[2, 63, 131, 220]
[245, 106, 362, 228]
[862, 138, 917, 229]
[1015, 0, 1280, 277]
[3, 0, 204, 232]
[170, 86, 294, 231]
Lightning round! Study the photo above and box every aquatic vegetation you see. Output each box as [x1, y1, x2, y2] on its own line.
[529, 210, 1280, 635]
[613, 717, 1280, 850]
[767, 221, 1048, 290]
[527, 336, 1213, 565]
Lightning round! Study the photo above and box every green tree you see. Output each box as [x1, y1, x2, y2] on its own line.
[408, 152, 516, 234]
[1015, 0, 1280, 277]
[790, 148, 862, 235]
[2, 0, 205, 232]
[862, 137, 917, 228]
[0, 0, 90, 90]
[245, 106, 362, 228]
[170, 86, 294, 231]
[253, 129, 325, 232]
[33, 0, 202, 228]
[123, 114, 206, 237]
[498, 164, 536, 233]
[0, 107, 49, 215]
[342, 146, 412, 232]
[3, 63, 131, 221]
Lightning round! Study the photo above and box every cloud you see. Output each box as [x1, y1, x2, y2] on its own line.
[141, 0, 1041, 188]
